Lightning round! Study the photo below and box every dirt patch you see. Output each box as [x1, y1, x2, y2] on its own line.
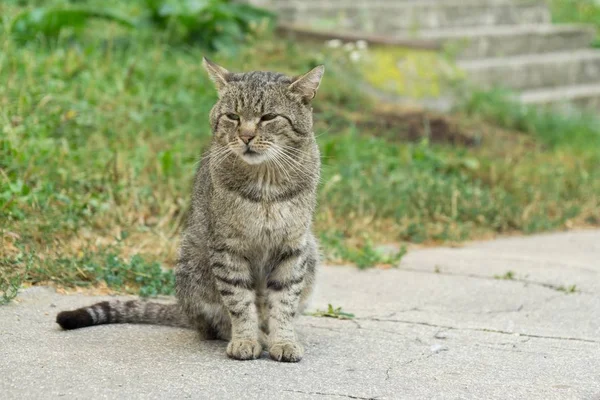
[320, 103, 540, 154]
[363, 109, 478, 147]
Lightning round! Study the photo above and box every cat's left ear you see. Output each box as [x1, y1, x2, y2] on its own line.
[202, 57, 231, 95]
[289, 65, 324, 103]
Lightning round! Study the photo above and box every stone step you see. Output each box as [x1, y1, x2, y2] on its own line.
[458, 50, 600, 91]
[407, 24, 596, 59]
[519, 83, 600, 110]
[271, 0, 550, 33]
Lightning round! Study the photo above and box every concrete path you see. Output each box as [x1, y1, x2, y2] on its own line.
[1, 230, 599, 399]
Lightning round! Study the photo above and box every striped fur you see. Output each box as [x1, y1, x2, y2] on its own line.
[57, 60, 324, 363]
[56, 301, 190, 330]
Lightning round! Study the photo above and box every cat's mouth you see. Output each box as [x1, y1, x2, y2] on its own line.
[237, 146, 270, 165]
[243, 148, 259, 156]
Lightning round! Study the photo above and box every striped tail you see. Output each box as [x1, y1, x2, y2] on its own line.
[56, 300, 191, 330]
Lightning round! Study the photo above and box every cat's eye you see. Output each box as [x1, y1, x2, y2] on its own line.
[226, 113, 240, 121]
[260, 113, 278, 122]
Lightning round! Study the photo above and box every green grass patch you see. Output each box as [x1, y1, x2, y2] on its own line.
[549, 0, 600, 47]
[460, 89, 600, 149]
[2, 241, 175, 299]
[320, 230, 407, 269]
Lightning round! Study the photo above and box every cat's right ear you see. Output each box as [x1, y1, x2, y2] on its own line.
[202, 57, 230, 95]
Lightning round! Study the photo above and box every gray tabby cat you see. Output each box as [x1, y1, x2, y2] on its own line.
[56, 58, 324, 363]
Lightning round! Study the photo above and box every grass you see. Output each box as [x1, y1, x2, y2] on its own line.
[308, 304, 355, 320]
[319, 231, 407, 269]
[460, 88, 600, 149]
[549, 0, 600, 47]
[556, 284, 578, 294]
[2, 1, 600, 301]
[494, 271, 516, 281]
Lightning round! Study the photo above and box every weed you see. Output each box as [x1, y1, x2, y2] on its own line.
[549, 0, 600, 47]
[309, 304, 355, 320]
[556, 284, 578, 294]
[1, 235, 174, 300]
[6, 0, 274, 52]
[459, 89, 600, 150]
[10, 7, 134, 43]
[0, 251, 33, 304]
[494, 271, 516, 280]
[143, 0, 275, 51]
[320, 231, 407, 269]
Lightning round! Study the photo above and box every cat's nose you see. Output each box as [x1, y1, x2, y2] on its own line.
[239, 134, 256, 144]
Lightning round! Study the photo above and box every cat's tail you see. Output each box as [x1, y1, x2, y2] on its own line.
[56, 300, 191, 330]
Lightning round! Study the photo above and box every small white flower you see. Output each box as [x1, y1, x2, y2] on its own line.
[356, 40, 368, 50]
[349, 51, 361, 63]
[343, 42, 355, 52]
[326, 39, 342, 48]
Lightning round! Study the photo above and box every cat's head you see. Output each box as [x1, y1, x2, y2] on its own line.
[203, 58, 324, 165]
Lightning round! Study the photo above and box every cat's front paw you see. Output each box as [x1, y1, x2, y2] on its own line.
[269, 341, 304, 362]
[226, 339, 262, 360]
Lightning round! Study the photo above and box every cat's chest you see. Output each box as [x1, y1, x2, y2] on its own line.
[212, 179, 313, 247]
[239, 200, 302, 238]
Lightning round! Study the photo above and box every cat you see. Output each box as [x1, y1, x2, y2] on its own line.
[56, 58, 324, 363]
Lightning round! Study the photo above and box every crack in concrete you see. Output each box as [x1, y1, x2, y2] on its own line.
[357, 317, 600, 344]
[479, 304, 524, 314]
[399, 267, 592, 294]
[349, 319, 363, 329]
[282, 389, 379, 400]
[305, 322, 408, 340]
[400, 352, 438, 367]
[305, 324, 344, 333]
[476, 344, 545, 355]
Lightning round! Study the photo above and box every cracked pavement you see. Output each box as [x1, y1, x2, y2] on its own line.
[1, 230, 599, 399]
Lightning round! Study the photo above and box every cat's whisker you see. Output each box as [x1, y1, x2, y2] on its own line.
[278, 146, 325, 184]
[278, 152, 305, 174]
[273, 143, 307, 161]
[207, 147, 229, 164]
[277, 146, 319, 172]
[270, 150, 293, 182]
[273, 147, 307, 180]
[273, 149, 297, 181]
[210, 146, 234, 170]
[205, 145, 231, 162]
[279, 144, 325, 164]
[278, 146, 306, 163]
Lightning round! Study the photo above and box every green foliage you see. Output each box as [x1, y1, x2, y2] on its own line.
[10, 7, 134, 42]
[320, 231, 407, 269]
[459, 89, 600, 149]
[143, 0, 275, 51]
[82, 251, 175, 297]
[309, 304, 355, 320]
[494, 270, 516, 280]
[5, 0, 274, 52]
[549, 0, 600, 47]
[7, 245, 175, 298]
[0, 251, 33, 305]
[556, 284, 578, 294]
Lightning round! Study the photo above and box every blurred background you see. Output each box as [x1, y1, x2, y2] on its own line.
[1, 0, 599, 302]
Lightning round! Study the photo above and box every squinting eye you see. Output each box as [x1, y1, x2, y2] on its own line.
[260, 114, 278, 122]
[226, 113, 240, 121]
